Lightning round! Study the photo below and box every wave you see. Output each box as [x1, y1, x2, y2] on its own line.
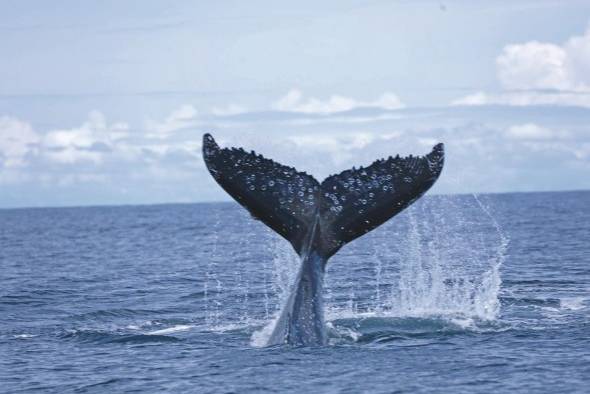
[67, 308, 170, 321]
[146, 324, 194, 335]
[59, 329, 182, 344]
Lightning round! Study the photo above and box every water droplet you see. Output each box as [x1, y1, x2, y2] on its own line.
[268, 180, 275, 187]
[249, 185, 255, 191]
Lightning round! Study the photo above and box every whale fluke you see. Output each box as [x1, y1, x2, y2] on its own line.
[202, 133, 444, 345]
[203, 133, 444, 258]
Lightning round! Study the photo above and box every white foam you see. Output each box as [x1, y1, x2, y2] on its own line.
[13, 334, 36, 339]
[449, 317, 476, 329]
[560, 297, 586, 311]
[146, 324, 193, 335]
[327, 322, 361, 342]
[250, 315, 280, 347]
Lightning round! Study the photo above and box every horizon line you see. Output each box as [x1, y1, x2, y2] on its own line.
[1, 188, 588, 212]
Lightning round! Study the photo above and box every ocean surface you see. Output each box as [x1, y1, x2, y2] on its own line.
[1, 191, 589, 393]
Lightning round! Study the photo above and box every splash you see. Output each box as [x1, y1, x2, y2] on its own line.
[202, 195, 508, 345]
[325, 194, 508, 322]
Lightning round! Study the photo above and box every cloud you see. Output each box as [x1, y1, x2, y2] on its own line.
[497, 26, 590, 92]
[0, 109, 204, 171]
[272, 89, 404, 114]
[453, 24, 590, 108]
[452, 90, 590, 108]
[146, 104, 198, 138]
[505, 123, 570, 140]
[0, 109, 208, 206]
[497, 41, 570, 91]
[42, 111, 129, 164]
[210, 104, 247, 116]
[3, 98, 590, 207]
[0, 116, 40, 168]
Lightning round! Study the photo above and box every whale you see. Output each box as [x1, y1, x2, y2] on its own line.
[202, 133, 444, 346]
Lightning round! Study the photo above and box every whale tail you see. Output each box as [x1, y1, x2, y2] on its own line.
[202, 133, 444, 259]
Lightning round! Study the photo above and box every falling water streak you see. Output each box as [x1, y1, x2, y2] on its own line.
[472, 193, 509, 319]
[204, 208, 221, 326]
[371, 236, 383, 313]
[347, 280, 357, 315]
[271, 237, 299, 311]
[271, 242, 284, 313]
[263, 250, 270, 320]
[261, 229, 276, 320]
[427, 201, 445, 313]
[398, 208, 425, 314]
[242, 229, 252, 323]
[215, 277, 223, 325]
[324, 265, 334, 310]
[235, 227, 247, 323]
[212, 211, 222, 326]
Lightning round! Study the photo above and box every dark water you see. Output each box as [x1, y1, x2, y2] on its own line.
[1, 191, 589, 393]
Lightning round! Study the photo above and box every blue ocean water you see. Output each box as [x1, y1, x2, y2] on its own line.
[1, 191, 589, 393]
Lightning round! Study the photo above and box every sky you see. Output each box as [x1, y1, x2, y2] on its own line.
[1, 0, 590, 208]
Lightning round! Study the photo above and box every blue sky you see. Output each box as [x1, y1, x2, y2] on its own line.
[1, 0, 590, 207]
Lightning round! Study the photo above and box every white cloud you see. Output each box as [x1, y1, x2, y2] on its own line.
[210, 104, 247, 116]
[497, 41, 570, 91]
[505, 123, 570, 140]
[279, 131, 405, 167]
[273, 89, 404, 114]
[146, 104, 198, 138]
[451, 90, 590, 108]
[0, 116, 40, 168]
[43, 111, 129, 164]
[287, 132, 374, 151]
[453, 24, 590, 108]
[496, 26, 590, 92]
